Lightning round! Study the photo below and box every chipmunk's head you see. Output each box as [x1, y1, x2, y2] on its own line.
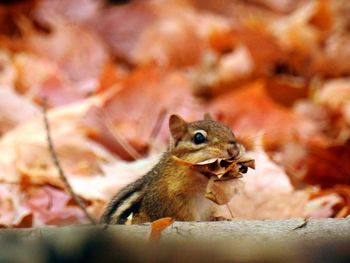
[169, 113, 245, 164]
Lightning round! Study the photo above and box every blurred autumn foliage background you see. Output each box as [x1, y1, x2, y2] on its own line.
[0, 0, 349, 227]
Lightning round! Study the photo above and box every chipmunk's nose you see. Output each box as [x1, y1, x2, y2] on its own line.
[227, 145, 240, 158]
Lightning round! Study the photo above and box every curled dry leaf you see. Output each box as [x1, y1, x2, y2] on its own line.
[172, 153, 254, 205]
[172, 154, 255, 180]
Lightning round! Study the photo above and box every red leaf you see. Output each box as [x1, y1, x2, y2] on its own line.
[304, 144, 350, 187]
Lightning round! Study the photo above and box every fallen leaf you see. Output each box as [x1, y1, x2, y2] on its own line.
[23, 185, 90, 226]
[285, 142, 350, 188]
[0, 50, 16, 87]
[132, 16, 203, 67]
[90, 1, 156, 63]
[315, 78, 350, 111]
[149, 217, 175, 241]
[13, 52, 83, 107]
[307, 185, 350, 218]
[0, 88, 40, 136]
[305, 193, 342, 219]
[36, 0, 101, 24]
[24, 16, 109, 91]
[0, 184, 31, 227]
[0, 0, 349, 226]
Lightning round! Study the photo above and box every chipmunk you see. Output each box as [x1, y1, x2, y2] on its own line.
[101, 114, 253, 224]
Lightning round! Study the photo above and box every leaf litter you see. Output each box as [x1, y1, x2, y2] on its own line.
[0, 0, 349, 226]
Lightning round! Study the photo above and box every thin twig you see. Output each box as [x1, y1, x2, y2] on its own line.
[42, 101, 96, 224]
[292, 218, 308, 231]
[226, 204, 234, 219]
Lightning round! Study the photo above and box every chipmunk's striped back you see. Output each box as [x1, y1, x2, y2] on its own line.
[101, 178, 145, 224]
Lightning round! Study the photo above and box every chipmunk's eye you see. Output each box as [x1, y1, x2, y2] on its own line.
[192, 131, 207, 145]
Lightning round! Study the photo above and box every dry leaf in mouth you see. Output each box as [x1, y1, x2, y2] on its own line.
[172, 154, 254, 205]
[171, 154, 255, 179]
[206, 177, 244, 205]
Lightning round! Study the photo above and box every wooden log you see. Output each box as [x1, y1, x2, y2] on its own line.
[2, 219, 349, 243]
[0, 219, 349, 263]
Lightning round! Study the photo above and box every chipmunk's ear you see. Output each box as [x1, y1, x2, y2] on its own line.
[169, 114, 187, 141]
[203, 112, 214, 121]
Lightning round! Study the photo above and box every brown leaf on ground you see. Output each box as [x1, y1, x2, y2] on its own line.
[0, 100, 112, 209]
[0, 99, 161, 222]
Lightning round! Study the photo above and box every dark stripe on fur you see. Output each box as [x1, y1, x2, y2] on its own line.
[100, 178, 145, 224]
[117, 201, 141, 224]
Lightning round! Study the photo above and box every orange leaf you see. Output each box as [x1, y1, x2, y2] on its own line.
[310, 0, 333, 32]
[209, 80, 318, 150]
[149, 217, 175, 241]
